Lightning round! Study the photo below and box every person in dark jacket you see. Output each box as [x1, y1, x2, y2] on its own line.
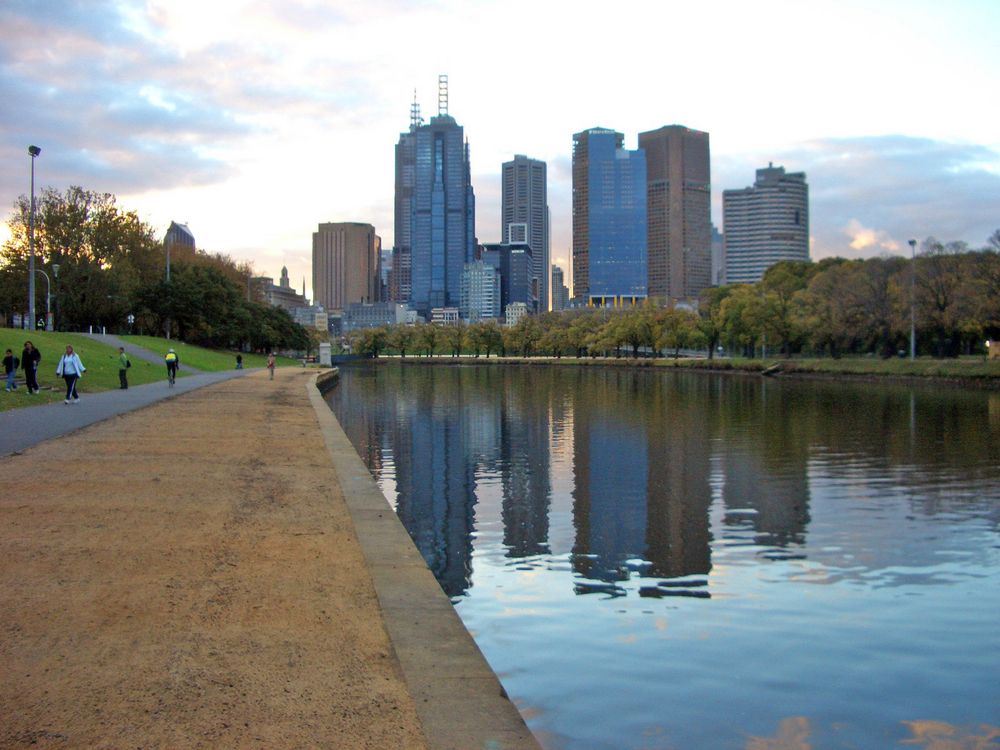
[3, 349, 19, 391]
[21, 341, 41, 394]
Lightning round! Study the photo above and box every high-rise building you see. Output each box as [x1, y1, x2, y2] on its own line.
[502, 155, 549, 311]
[551, 265, 569, 311]
[571, 128, 647, 306]
[403, 75, 477, 318]
[312, 222, 381, 311]
[723, 163, 809, 284]
[638, 125, 712, 302]
[481, 242, 537, 313]
[390, 93, 420, 304]
[711, 224, 725, 287]
[460, 260, 501, 321]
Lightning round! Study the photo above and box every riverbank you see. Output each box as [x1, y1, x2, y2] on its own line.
[380, 354, 1000, 387]
[0, 368, 539, 749]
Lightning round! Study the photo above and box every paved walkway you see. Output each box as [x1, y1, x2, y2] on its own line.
[79, 332, 196, 369]
[0, 368, 253, 456]
[0, 368, 540, 749]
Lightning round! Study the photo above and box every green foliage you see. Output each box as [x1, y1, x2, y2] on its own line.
[120, 335, 296, 371]
[2, 186, 311, 353]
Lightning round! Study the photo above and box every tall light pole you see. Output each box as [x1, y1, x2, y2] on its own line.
[34, 269, 51, 331]
[27, 145, 41, 330]
[909, 238, 917, 360]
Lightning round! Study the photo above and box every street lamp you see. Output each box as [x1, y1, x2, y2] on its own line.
[27, 145, 41, 329]
[34, 269, 51, 331]
[908, 238, 917, 360]
[51, 263, 60, 332]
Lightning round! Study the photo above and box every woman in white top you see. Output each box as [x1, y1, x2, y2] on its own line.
[55, 345, 86, 403]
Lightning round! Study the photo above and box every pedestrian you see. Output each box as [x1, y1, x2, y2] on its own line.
[267, 352, 276, 380]
[55, 344, 86, 404]
[165, 347, 179, 386]
[3, 348, 19, 391]
[21, 340, 41, 394]
[118, 346, 131, 389]
[235, 354, 243, 370]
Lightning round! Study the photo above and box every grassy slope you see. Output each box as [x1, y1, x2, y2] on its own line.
[120, 335, 299, 372]
[0, 329, 168, 411]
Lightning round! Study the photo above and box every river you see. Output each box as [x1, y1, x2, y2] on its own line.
[325, 362, 1000, 750]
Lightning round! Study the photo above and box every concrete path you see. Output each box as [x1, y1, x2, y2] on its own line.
[0, 368, 542, 750]
[0, 367, 254, 456]
[78, 332, 200, 369]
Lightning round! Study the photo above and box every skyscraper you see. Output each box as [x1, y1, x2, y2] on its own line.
[638, 125, 712, 302]
[312, 222, 381, 311]
[502, 155, 549, 311]
[403, 76, 477, 318]
[723, 164, 809, 284]
[571, 128, 647, 306]
[551, 265, 569, 311]
[390, 93, 420, 304]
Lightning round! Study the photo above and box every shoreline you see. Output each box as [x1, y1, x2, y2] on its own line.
[361, 354, 1000, 389]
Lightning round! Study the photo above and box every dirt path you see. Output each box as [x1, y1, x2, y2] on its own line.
[0, 369, 428, 749]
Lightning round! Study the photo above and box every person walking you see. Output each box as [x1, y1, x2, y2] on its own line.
[165, 348, 179, 386]
[267, 352, 276, 380]
[118, 346, 130, 389]
[55, 344, 86, 404]
[21, 340, 41, 394]
[235, 354, 243, 370]
[3, 349, 19, 391]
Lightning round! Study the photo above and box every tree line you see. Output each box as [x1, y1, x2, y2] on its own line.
[351, 230, 1000, 360]
[1, 186, 310, 352]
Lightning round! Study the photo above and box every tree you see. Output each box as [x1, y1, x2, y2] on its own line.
[441, 323, 465, 357]
[657, 308, 704, 359]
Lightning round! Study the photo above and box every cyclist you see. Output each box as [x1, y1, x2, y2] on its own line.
[165, 348, 179, 386]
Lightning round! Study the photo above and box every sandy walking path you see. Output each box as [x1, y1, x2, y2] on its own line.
[0, 368, 428, 749]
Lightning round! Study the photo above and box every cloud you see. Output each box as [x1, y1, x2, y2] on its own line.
[843, 219, 900, 253]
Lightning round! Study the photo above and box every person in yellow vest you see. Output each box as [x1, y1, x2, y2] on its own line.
[165, 348, 179, 387]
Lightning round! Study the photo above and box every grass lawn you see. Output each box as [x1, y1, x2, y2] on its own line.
[120, 335, 300, 372]
[0, 329, 174, 411]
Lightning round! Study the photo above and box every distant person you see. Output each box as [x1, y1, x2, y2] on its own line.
[165, 348, 179, 387]
[118, 346, 131, 389]
[21, 340, 40, 394]
[235, 354, 243, 370]
[267, 352, 276, 380]
[3, 348, 19, 391]
[55, 344, 86, 404]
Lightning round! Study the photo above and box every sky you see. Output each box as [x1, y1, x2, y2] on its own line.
[2, 0, 999, 299]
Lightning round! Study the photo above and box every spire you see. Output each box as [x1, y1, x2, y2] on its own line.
[410, 89, 422, 131]
[438, 74, 448, 117]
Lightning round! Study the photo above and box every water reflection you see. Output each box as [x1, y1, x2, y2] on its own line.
[327, 363, 1000, 750]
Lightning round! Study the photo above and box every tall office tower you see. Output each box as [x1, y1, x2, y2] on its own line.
[404, 75, 477, 317]
[460, 260, 501, 321]
[571, 128, 647, 306]
[638, 125, 712, 302]
[502, 155, 550, 311]
[391, 92, 421, 303]
[481, 242, 537, 313]
[312, 222, 381, 311]
[711, 224, 725, 286]
[723, 163, 809, 284]
[551, 265, 569, 311]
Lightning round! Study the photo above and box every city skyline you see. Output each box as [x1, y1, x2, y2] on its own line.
[2, 0, 999, 300]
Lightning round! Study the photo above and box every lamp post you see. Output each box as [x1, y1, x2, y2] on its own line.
[27, 145, 41, 329]
[908, 238, 917, 360]
[35, 269, 51, 331]
[51, 262, 60, 332]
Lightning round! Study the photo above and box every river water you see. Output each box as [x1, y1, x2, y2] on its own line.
[325, 363, 1000, 750]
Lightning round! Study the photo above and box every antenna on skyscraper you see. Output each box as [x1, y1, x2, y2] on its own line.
[438, 74, 448, 117]
[410, 89, 422, 130]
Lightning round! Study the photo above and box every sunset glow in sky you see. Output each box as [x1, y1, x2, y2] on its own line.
[3, 0, 998, 298]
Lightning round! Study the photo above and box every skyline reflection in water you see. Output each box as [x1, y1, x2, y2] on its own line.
[326, 363, 1000, 750]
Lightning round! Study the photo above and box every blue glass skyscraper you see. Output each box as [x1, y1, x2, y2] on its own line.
[572, 128, 647, 305]
[406, 77, 476, 317]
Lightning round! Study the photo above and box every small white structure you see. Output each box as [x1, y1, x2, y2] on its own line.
[319, 342, 332, 367]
